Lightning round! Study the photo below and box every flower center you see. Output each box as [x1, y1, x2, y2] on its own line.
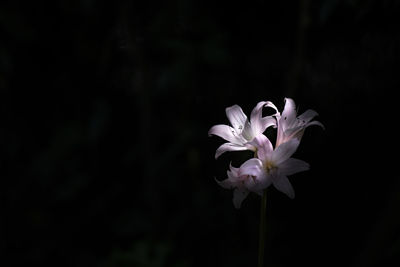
[264, 160, 277, 174]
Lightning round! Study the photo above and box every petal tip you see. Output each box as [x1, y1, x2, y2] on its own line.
[214, 150, 222, 159]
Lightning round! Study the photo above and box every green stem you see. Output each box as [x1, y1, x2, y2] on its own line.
[258, 189, 267, 267]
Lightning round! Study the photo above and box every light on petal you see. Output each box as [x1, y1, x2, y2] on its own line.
[226, 105, 247, 132]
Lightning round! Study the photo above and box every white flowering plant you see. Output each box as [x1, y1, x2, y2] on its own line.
[209, 98, 323, 266]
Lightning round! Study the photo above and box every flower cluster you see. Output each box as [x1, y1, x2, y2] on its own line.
[209, 98, 324, 208]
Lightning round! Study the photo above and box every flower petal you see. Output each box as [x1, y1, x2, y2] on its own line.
[215, 143, 248, 159]
[248, 172, 271, 192]
[249, 101, 266, 135]
[215, 177, 236, 189]
[280, 98, 297, 127]
[306, 120, 325, 130]
[250, 101, 266, 123]
[228, 162, 240, 178]
[297, 109, 318, 124]
[241, 119, 254, 141]
[275, 118, 286, 147]
[260, 116, 277, 131]
[283, 121, 324, 143]
[208, 124, 244, 144]
[250, 101, 278, 136]
[283, 125, 304, 138]
[226, 104, 247, 132]
[272, 175, 295, 199]
[233, 188, 249, 209]
[239, 158, 263, 177]
[249, 134, 273, 162]
[272, 138, 300, 165]
[264, 101, 280, 115]
[279, 158, 310, 176]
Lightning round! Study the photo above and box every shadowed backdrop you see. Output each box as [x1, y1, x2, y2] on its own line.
[1, 1, 398, 266]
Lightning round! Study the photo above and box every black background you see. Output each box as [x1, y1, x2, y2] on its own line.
[1, 1, 398, 266]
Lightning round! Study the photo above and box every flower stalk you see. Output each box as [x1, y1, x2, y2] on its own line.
[258, 189, 267, 267]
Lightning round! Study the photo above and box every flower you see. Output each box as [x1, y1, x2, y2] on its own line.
[210, 98, 323, 206]
[239, 134, 310, 199]
[216, 163, 264, 209]
[275, 98, 324, 147]
[208, 101, 278, 158]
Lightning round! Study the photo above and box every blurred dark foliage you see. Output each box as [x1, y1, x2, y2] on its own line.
[0, 0, 399, 266]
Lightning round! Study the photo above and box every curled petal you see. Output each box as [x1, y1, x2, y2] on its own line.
[306, 120, 325, 130]
[226, 105, 247, 132]
[259, 116, 277, 131]
[272, 175, 295, 199]
[272, 138, 300, 165]
[215, 143, 249, 159]
[264, 101, 279, 115]
[250, 101, 278, 136]
[279, 158, 310, 176]
[250, 101, 267, 122]
[239, 158, 263, 177]
[227, 162, 240, 178]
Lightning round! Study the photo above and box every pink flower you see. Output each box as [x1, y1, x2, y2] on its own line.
[275, 98, 324, 147]
[216, 163, 264, 209]
[211, 98, 323, 206]
[208, 102, 277, 158]
[239, 134, 309, 199]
